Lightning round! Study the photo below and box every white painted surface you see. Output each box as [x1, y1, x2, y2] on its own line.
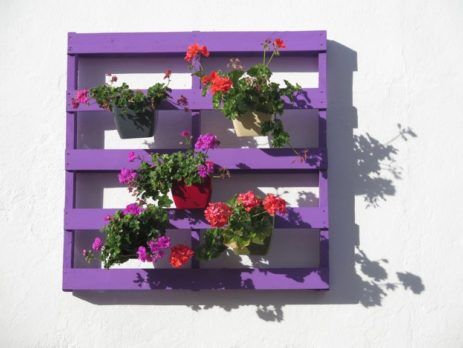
[1, 0, 463, 347]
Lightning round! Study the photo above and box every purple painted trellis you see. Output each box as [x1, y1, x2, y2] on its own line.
[63, 31, 329, 291]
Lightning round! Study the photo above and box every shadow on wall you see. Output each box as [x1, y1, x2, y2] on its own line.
[74, 40, 423, 321]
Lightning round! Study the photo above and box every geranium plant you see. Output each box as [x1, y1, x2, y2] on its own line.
[125, 132, 227, 209]
[187, 39, 302, 147]
[83, 203, 194, 268]
[197, 191, 287, 260]
[73, 71, 172, 139]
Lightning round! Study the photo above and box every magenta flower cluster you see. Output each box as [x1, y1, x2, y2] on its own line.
[118, 168, 137, 184]
[194, 133, 220, 152]
[123, 203, 144, 216]
[128, 151, 137, 162]
[92, 237, 103, 251]
[137, 235, 172, 262]
[72, 89, 89, 108]
[197, 160, 215, 178]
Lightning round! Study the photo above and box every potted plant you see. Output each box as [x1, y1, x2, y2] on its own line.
[83, 203, 194, 269]
[72, 71, 172, 139]
[186, 39, 302, 147]
[196, 191, 287, 260]
[124, 132, 227, 209]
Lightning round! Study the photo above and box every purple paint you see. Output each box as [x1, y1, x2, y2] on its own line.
[63, 30, 329, 291]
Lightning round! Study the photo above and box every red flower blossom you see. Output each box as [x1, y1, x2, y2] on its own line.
[273, 38, 286, 49]
[185, 43, 210, 63]
[170, 244, 194, 268]
[201, 71, 218, 85]
[262, 194, 287, 216]
[164, 69, 172, 79]
[204, 202, 232, 227]
[237, 191, 261, 212]
[210, 75, 233, 94]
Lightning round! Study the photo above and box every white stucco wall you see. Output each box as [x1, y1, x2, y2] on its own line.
[1, 0, 462, 347]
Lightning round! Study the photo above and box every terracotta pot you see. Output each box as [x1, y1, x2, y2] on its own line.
[225, 224, 274, 255]
[171, 176, 212, 209]
[113, 106, 156, 139]
[232, 111, 273, 137]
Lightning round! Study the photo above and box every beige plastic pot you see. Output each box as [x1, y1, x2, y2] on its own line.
[232, 111, 273, 137]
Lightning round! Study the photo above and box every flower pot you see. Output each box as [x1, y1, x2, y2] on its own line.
[232, 111, 273, 137]
[225, 223, 274, 255]
[171, 176, 212, 209]
[113, 106, 156, 139]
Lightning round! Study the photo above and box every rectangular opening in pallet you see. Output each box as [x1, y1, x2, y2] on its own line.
[76, 110, 192, 149]
[72, 229, 320, 270]
[201, 109, 319, 149]
[73, 229, 192, 269]
[74, 172, 320, 209]
[202, 53, 319, 88]
[199, 228, 320, 269]
[78, 56, 192, 89]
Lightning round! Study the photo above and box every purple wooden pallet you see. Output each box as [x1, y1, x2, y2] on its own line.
[63, 31, 328, 291]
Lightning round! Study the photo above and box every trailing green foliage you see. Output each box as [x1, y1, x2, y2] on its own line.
[89, 81, 171, 116]
[134, 150, 208, 203]
[89, 204, 169, 269]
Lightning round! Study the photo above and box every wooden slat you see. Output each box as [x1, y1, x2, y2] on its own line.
[65, 148, 326, 171]
[68, 31, 327, 55]
[65, 207, 328, 230]
[66, 88, 326, 111]
[63, 267, 329, 291]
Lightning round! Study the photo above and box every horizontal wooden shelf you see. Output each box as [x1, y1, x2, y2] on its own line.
[65, 207, 328, 230]
[68, 31, 327, 55]
[66, 148, 326, 171]
[63, 267, 329, 291]
[66, 88, 326, 111]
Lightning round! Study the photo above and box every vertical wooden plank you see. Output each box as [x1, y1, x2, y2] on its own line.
[318, 52, 327, 108]
[64, 47, 78, 272]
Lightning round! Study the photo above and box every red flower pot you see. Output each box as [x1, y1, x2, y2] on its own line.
[171, 176, 212, 209]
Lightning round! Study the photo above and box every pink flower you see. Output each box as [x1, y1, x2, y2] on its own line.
[82, 249, 87, 256]
[104, 215, 112, 222]
[146, 235, 171, 262]
[128, 151, 136, 162]
[197, 164, 208, 178]
[164, 69, 172, 79]
[180, 130, 191, 138]
[137, 246, 152, 262]
[148, 236, 171, 253]
[194, 133, 220, 152]
[92, 237, 103, 251]
[205, 160, 214, 175]
[155, 236, 172, 249]
[123, 203, 144, 216]
[71, 89, 89, 108]
[118, 168, 137, 184]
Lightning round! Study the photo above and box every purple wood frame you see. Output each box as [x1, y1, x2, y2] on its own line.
[63, 31, 328, 291]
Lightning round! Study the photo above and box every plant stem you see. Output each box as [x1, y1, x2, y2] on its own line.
[266, 50, 276, 66]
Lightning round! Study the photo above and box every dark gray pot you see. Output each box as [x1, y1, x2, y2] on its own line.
[112, 106, 156, 139]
